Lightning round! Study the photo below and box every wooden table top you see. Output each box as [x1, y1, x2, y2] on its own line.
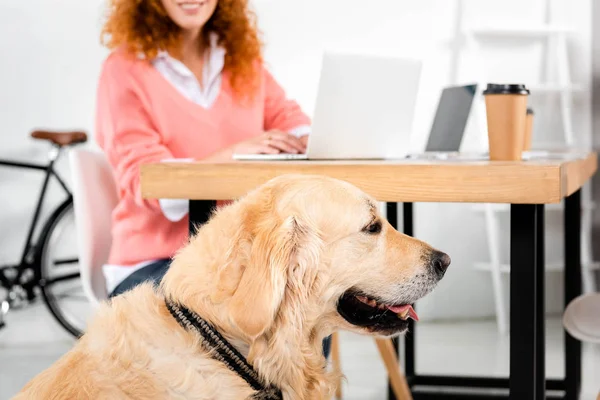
[140, 152, 597, 204]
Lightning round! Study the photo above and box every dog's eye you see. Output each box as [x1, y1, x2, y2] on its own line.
[363, 220, 382, 234]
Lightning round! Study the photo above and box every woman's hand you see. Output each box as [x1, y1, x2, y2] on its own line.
[299, 134, 309, 148]
[202, 131, 308, 162]
[233, 130, 306, 155]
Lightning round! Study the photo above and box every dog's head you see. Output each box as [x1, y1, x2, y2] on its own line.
[165, 174, 449, 342]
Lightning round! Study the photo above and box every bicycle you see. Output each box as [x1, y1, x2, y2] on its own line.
[0, 130, 92, 337]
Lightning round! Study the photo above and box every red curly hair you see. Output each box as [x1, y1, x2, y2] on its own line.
[101, 0, 263, 98]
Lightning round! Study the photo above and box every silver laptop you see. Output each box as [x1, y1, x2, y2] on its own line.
[407, 83, 477, 159]
[233, 51, 422, 161]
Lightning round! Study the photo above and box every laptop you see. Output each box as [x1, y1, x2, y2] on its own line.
[233, 51, 422, 161]
[407, 83, 477, 159]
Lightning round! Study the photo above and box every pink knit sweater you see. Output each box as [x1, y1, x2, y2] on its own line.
[95, 50, 311, 266]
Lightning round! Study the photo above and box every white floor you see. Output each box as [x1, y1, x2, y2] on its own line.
[1, 302, 599, 400]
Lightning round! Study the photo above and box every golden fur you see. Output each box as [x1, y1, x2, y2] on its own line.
[15, 174, 447, 399]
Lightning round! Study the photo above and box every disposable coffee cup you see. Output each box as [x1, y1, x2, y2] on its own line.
[523, 108, 534, 152]
[483, 83, 530, 161]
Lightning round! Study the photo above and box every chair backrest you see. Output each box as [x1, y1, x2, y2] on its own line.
[68, 148, 118, 306]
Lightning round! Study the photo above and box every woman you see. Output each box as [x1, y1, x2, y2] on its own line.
[96, 0, 307, 294]
[95, 0, 331, 355]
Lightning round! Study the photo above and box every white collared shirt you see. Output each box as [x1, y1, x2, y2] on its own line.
[152, 33, 310, 135]
[152, 33, 226, 109]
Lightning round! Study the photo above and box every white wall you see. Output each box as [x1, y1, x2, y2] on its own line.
[0, 0, 108, 265]
[0, 0, 592, 321]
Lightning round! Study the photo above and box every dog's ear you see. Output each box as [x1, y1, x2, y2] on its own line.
[228, 215, 309, 339]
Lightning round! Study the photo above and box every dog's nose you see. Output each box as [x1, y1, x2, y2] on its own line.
[430, 250, 451, 277]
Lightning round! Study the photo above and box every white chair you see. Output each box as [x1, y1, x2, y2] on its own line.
[563, 292, 600, 400]
[68, 148, 118, 306]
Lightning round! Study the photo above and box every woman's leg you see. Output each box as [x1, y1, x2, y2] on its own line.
[109, 259, 171, 298]
[322, 335, 332, 359]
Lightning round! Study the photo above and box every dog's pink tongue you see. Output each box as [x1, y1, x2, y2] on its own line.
[386, 304, 419, 321]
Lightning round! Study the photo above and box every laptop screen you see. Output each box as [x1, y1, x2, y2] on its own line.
[425, 84, 477, 152]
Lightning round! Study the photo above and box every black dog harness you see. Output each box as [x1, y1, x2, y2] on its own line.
[165, 298, 283, 400]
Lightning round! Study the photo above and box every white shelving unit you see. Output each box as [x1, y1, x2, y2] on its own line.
[470, 202, 596, 213]
[449, 0, 596, 335]
[468, 25, 573, 38]
[474, 261, 600, 274]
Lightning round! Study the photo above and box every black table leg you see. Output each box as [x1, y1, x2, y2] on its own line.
[189, 200, 217, 234]
[386, 202, 415, 400]
[510, 204, 545, 400]
[564, 190, 582, 400]
[402, 202, 415, 380]
[536, 203, 546, 399]
[386, 202, 399, 400]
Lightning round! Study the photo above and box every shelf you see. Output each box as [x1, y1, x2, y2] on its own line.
[471, 201, 596, 213]
[467, 25, 574, 40]
[529, 83, 586, 93]
[474, 261, 600, 273]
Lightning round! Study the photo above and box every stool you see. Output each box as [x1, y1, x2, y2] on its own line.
[562, 293, 600, 400]
[330, 332, 412, 400]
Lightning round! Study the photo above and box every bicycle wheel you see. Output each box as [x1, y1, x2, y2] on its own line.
[37, 198, 93, 337]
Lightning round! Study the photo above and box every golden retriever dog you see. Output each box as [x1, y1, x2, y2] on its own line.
[15, 174, 450, 400]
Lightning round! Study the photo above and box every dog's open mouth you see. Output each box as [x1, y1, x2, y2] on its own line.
[336, 290, 418, 334]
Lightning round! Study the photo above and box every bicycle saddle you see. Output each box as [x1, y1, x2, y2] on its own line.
[31, 130, 88, 146]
